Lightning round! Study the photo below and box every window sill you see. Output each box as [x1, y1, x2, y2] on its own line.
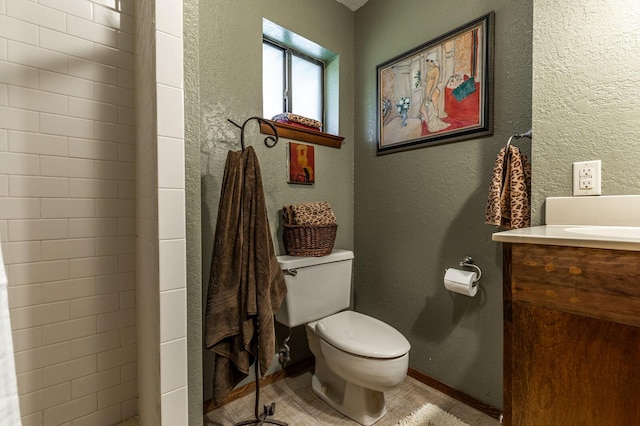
[259, 120, 344, 149]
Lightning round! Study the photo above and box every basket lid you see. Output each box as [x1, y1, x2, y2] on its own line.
[277, 249, 353, 269]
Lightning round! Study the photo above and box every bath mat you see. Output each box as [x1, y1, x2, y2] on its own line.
[394, 403, 470, 426]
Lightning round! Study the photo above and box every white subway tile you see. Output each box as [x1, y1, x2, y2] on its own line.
[117, 106, 134, 127]
[120, 362, 135, 383]
[69, 99, 118, 124]
[8, 86, 68, 115]
[42, 277, 96, 303]
[18, 382, 71, 416]
[11, 301, 70, 330]
[0, 129, 7, 151]
[96, 378, 136, 410]
[160, 289, 186, 343]
[158, 137, 185, 189]
[156, 0, 183, 39]
[69, 178, 118, 199]
[157, 85, 184, 139]
[96, 307, 134, 333]
[119, 0, 134, 16]
[117, 31, 134, 55]
[70, 330, 119, 359]
[0, 14, 39, 45]
[95, 160, 134, 180]
[156, 32, 183, 89]
[8, 130, 69, 156]
[160, 338, 187, 394]
[41, 199, 96, 219]
[70, 293, 119, 319]
[8, 260, 69, 286]
[95, 199, 134, 218]
[6, 0, 66, 32]
[40, 113, 95, 139]
[118, 253, 134, 273]
[95, 121, 134, 144]
[68, 56, 118, 86]
[0, 105, 38, 132]
[119, 290, 135, 310]
[14, 341, 70, 375]
[95, 236, 133, 256]
[96, 343, 135, 371]
[95, 272, 134, 294]
[118, 181, 134, 199]
[41, 156, 95, 179]
[0, 151, 39, 175]
[68, 15, 117, 47]
[161, 386, 188, 426]
[71, 367, 119, 399]
[0, 175, 7, 196]
[39, 28, 94, 61]
[43, 316, 96, 345]
[117, 143, 135, 163]
[0, 83, 6, 105]
[8, 283, 42, 307]
[94, 81, 134, 107]
[119, 326, 136, 347]
[8, 218, 68, 241]
[7, 40, 68, 75]
[12, 326, 43, 352]
[39, 0, 92, 20]
[42, 238, 95, 260]
[42, 355, 96, 387]
[158, 189, 185, 239]
[17, 369, 42, 394]
[9, 176, 69, 198]
[93, 43, 134, 72]
[69, 138, 118, 161]
[44, 394, 97, 426]
[0, 39, 6, 61]
[20, 412, 43, 426]
[90, 0, 116, 10]
[69, 218, 118, 238]
[0, 197, 40, 219]
[92, 4, 122, 31]
[69, 255, 119, 279]
[159, 239, 186, 292]
[117, 218, 135, 237]
[2, 241, 41, 264]
[73, 402, 121, 426]
[0, 61, 39, 89]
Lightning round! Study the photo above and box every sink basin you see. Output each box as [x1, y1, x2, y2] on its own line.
[564, 226, 640, 239]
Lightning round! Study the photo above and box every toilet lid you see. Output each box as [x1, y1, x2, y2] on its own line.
[315, 310, 411, 358]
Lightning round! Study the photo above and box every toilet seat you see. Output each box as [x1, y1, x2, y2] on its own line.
[315, 310, 410, 359]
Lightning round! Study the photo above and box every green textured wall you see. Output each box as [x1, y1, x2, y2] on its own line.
[198, 0, 355, 403]
[353, 0, 532, 409]
[531, 0, 640, 223]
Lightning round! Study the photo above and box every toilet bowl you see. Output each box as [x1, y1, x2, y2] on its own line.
[276, 250, 411, 425]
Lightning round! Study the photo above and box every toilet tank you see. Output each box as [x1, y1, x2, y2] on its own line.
[275, 250, 354, 328]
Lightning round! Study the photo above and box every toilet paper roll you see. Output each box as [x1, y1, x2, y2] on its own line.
[444, 268, 478, 297]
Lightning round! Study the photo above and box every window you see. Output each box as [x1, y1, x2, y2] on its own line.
[262, 38, 324, 124]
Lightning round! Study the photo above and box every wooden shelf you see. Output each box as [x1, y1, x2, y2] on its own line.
[259, 120, 344, 148]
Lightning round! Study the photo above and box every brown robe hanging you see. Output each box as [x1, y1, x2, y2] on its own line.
[204, 146, 287, 404]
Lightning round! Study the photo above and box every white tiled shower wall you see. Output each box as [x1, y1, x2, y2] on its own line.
[1, 0, 188, 424]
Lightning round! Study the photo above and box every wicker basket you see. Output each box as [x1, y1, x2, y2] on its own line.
[283, 223, 337, 257]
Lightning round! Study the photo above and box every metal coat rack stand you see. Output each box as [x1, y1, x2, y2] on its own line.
[227, 116, 287, 426]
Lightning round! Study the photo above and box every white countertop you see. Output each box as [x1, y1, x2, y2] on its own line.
[492, 225, 640, 251]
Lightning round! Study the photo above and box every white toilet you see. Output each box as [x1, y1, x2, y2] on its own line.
[276, 250, 411, 426]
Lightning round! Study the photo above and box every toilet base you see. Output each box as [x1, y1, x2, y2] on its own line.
[311, 372, 387, 426]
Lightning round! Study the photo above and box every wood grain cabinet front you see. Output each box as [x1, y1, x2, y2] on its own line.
[502, 243, 640, 426]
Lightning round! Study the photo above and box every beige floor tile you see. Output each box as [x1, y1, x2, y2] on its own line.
[204, 372, 500, 426]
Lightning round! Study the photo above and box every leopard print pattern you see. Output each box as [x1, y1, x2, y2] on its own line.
[485, 146, 531, 229]
[271, 113, 322, 129]
[283, 201, 336, 226]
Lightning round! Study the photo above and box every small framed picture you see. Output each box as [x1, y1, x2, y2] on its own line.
[287, 142, 315, 185]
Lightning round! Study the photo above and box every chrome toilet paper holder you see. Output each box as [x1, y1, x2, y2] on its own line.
[458, 256, 482, 284]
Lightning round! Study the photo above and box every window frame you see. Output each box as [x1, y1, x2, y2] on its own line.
[263, 37, 325, 123]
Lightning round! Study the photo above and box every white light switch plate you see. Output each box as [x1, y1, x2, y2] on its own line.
[572, 160, 601, 196]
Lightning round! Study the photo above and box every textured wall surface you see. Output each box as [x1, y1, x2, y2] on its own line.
[531, 0, 640, 223]
[354, 0, 532, 409]
[198, 0, 355, 403]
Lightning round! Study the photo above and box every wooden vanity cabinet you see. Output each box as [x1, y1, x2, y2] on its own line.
[502, 243, 640, 425]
